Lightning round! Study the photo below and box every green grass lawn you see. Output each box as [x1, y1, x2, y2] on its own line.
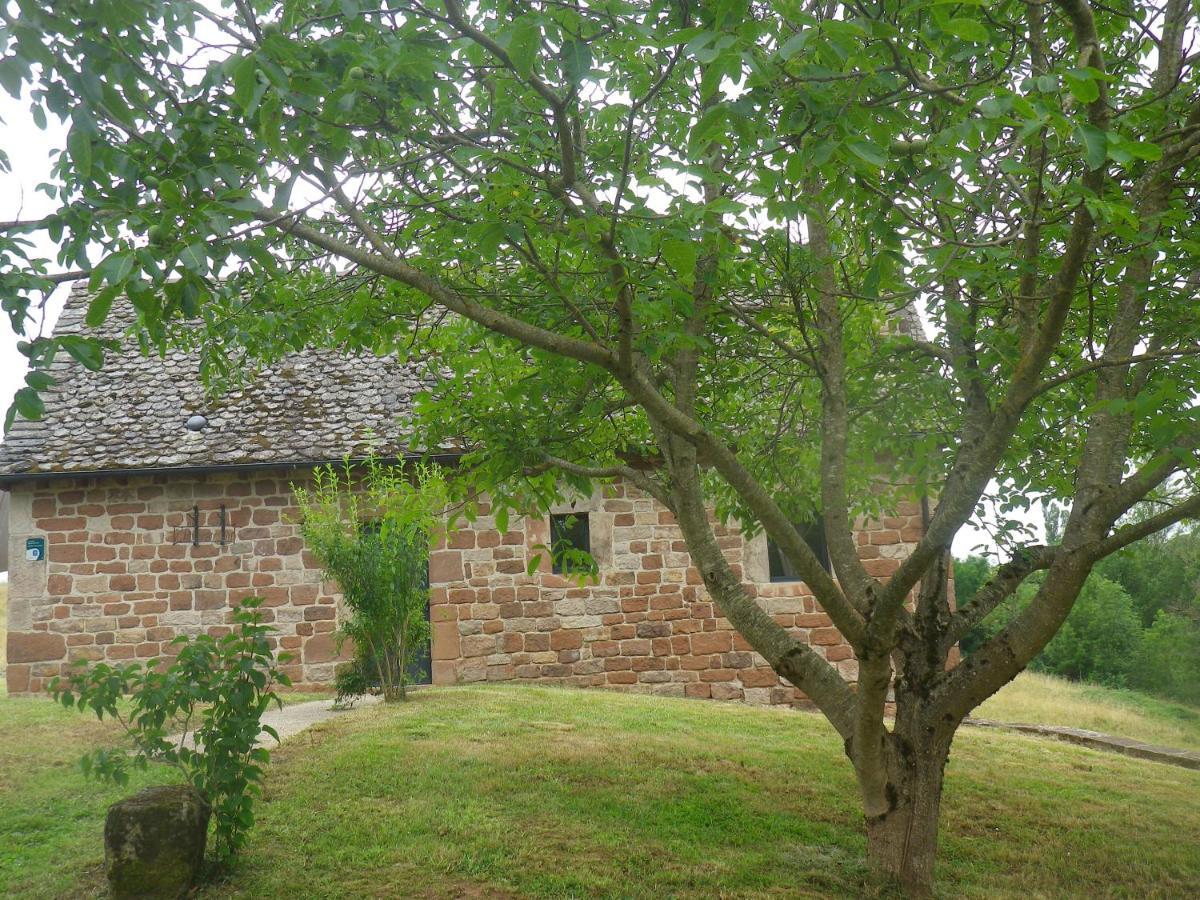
[1, 580, 8, 672]
[2, 684, 1198, 899]
[976, 671, 1200, 751]
[0, 690, 180, 898]
[0, 678, 327, 898]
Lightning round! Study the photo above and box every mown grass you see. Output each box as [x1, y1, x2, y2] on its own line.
[976, 671, 1200, 750]
[219, 686, 1197, 899]
[0, 677, 327, 898]
[1, 580, 8, 671]
[2, 684, 1198, 899]
[0, 689, 177, 898]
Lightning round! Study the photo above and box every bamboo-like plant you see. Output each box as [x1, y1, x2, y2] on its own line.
[295, 460, 447, 702]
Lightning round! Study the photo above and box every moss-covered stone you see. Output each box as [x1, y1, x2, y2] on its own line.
[104, 784, 210, 899]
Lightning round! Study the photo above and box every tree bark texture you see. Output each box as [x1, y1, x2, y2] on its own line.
[863, 745, 947, 898]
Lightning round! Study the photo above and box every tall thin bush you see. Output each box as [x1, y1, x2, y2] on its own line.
[294, 459, 448, 702]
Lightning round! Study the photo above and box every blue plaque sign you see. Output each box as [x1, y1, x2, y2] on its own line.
[25, 537, 45, 562]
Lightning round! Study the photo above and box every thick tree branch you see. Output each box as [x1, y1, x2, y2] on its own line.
[945, 545, 1058, 646]
[668, 450, 858, 739]
[879, 0, 1112, 613]
[1090, 493, 1200, 558]
[258, 209, 616, 370]
[536, 453, 673, 509]
[805, 188, 877, 617]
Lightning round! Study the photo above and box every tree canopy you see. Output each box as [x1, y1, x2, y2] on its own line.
[3, 0, 1199, 894]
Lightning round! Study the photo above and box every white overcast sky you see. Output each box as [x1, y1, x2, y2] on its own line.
[0, 73, 1020, 558]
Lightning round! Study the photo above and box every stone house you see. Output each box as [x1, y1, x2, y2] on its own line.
[1, 289, 925, 701]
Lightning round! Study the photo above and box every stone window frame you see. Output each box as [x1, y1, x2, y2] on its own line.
[545, 489, 613, 574]
[548, 511, 591, 575]
[743, 518, 832, 585]
[766, 518, 831, 582]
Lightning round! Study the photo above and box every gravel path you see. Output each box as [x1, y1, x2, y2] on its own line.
[172, 694, 383, 749]
[260, 694, 383, 743]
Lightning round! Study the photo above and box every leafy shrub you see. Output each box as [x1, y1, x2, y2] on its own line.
[295, 459, 448, 702]
[963, 573, 1142, 687]
[48, 598, 290, 861]
[1034, 575, 1142, 686]
[1130, 607, 1200, 705]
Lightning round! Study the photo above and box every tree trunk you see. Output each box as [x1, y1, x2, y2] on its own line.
[863, 746, 947, 898]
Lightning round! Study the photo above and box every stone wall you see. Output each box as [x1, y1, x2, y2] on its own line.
[4, 468, 924, 705]
[429, 482, 922, 706]
[3, 470, 348, 694]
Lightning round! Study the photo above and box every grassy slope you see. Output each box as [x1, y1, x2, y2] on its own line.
[225, 687, 1197, 900]
[2, 684, 1197, 898]
[236, 686, 1200, 897]
[977, 671, 1200, 751]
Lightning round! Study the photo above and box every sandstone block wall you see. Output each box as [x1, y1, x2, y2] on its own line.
[3, 470, 349, 694]
[428, 481, 922, 706]
[4, 469, 924, 705]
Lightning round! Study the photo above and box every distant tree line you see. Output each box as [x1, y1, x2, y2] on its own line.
[957, 522, 1200, 706]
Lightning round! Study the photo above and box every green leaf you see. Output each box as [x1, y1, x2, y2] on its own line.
[97, 251, 135, 287]
[1065, 69, 1100, 104]
[158, 179, 183, 206]
[232, 54, 259, 112]
[507, 17, 541, 79]
[1126, 140, 1162, 161]
[24, 370, 54, 390]
[845, 138, 887, 168]
[0, 56, 27, 98]
[180, 242, 209, 275]
[60, 336, 104, 371]
[12, 386, 44, 421]
[661, 237, 698, 279]
[779, 30, 809, 61]
[689, 105, 728, 149]
[67, 127, 92, 178]
[86, 285, 120, 327]
[526, 550, 543, 576]
[943, 18, 989, 43]
[474, 221, 507, 258]
[784, 152, 807, 182]
[561, 40, 591, 86]
[1077, 124, 1108, 170]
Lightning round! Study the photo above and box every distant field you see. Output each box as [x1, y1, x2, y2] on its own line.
[976, 671, 1200, 751]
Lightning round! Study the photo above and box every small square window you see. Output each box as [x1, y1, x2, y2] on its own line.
[550, 512, 591, 575]
[767, 517, 831, 582]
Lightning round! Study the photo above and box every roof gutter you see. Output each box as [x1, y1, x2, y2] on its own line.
[0, 451, 465, 489]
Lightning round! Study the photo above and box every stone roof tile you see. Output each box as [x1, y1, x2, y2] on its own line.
[0, 285, 435, 478]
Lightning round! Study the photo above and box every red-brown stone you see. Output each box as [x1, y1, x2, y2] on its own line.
[8, 632, 67, 664]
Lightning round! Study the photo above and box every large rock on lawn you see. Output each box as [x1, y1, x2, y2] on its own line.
[104, 784, 210, 899]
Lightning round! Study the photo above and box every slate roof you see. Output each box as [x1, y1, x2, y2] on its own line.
[0, 284, 437, 481]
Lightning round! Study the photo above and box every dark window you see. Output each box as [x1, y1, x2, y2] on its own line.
[767, 517, 831, 582]
[550, 512, 591, 575]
